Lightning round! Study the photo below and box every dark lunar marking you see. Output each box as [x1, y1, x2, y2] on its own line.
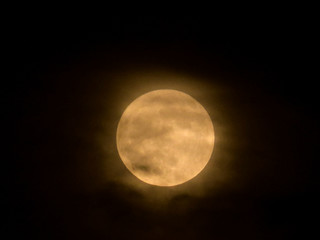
[132, 164, 162, 175]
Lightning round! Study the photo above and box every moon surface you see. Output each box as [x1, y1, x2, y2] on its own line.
[116, 90, 215, 186]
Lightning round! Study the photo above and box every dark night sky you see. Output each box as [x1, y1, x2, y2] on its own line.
[5, 11, 319, 239]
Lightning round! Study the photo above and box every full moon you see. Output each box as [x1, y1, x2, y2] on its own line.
[116, 90, 215, 186]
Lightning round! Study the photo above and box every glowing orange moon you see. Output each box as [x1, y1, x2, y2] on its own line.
[116, 90, 215, 186]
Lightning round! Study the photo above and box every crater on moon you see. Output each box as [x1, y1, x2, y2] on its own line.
[116, 89, 215, 186]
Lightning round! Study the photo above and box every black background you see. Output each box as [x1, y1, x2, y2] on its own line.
[6, 10, 318, 239]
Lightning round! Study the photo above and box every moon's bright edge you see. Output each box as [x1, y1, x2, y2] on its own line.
[116, 89, 215, 186]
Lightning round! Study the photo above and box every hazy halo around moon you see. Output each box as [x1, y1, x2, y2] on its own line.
[116, 89, 215, 187]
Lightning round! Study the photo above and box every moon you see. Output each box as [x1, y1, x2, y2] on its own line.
[116, 89, 215, 186]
